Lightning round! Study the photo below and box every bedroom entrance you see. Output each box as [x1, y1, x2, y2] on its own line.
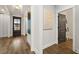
[58, 14, 67, 43]
[58, 8, 73, 44]
[57, 8, 74, 53]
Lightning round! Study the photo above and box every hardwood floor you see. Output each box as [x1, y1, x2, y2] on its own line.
[0, 36, 32, 54]
[43, 39, 77, 54]
[0, 36, 76, 54]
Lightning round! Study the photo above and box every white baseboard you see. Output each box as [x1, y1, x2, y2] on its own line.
[66, 37, 73, 40]
[43, 41, 57, 49]
[74, 49, 79, 54]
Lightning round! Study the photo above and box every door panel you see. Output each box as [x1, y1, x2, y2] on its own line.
[13, 16, 21, 37]
[58, 14, 66, 43]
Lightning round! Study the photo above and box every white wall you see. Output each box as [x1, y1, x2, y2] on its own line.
[10, 15, 13, 37]
[25, 17, 28, 35]
[21, 16, 26, 36]
[0, 14, 10, 37]
[31, 6, 43, 54]
[21, 10, 29, 36]
[74, 5, 79, 53]
[60, 9, 73, 39]
[43, 6, 57, 49]
[0, 6, 11, 38]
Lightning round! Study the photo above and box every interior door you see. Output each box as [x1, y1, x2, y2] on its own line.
[58, 14, 67, 43]
[13, 16, 21, 37]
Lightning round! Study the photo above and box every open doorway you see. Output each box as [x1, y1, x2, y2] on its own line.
[58, 8, 73, 51]
[58, 14, 67, 43]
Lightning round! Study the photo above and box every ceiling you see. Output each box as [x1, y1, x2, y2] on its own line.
[0, 5, 31, 17]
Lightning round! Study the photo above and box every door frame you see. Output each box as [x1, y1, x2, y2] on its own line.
[56, 7, 75, 51]
[13, 16, 21, 37]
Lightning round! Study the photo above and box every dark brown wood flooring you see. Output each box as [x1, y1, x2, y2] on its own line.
[43, 39, 77, 54]
[0, 36, 32, 54]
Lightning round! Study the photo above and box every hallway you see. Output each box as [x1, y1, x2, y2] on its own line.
[0, 36, 31, 54]
[43, 39, 76, 54]
[0, 5, 79, 54]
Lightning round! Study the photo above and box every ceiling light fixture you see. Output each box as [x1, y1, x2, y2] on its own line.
[0, 8, 5, 14]
[1, 9, 5, 12]
[15, 5, 22, 9]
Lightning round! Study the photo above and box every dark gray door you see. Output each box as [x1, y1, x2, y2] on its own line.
[58, 14, 67, 43]
[13, 16, 21, 37]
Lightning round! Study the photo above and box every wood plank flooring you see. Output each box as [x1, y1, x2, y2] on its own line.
[0, 36, 31, 54]
[0, 36, 76, 54]
[43, 39, 77, 54]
